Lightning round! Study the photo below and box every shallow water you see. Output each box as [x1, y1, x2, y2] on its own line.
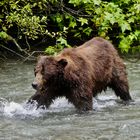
[0, 60, 140, 140]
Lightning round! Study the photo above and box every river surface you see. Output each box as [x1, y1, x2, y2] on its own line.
[0, 59, 140, 140]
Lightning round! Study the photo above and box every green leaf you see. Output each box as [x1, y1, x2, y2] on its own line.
[104, 12, 116, 24]
[134, 30, 140, 38]
[78, 18, 88, 26]
[128, 17, 135, 23]
[57, 37, 68, 46]
[41, 16, 47, 22]
[2, 26, 7, 31]
[56, 16, 62, 23]
[69, 0, 80, 6]
[120, 21, 131, 33]
[83, 27, 92, 36]
[93, 0, 101, 5]
[69, 21, 77, 28]
[0, 31, 9, 40]
[119, 37, 131, 53]
[45, 46, 56, 55]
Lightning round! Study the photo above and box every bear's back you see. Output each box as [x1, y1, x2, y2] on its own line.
[58, 37, 123, 83]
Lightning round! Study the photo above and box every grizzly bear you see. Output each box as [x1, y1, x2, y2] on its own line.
[28, 37, 132, 111]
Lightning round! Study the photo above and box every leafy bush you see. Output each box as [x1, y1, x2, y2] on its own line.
[0, 0, 140, 54]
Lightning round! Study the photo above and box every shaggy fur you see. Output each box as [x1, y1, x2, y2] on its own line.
[28, 37, 132, 111]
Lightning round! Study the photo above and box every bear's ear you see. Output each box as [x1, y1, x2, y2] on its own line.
[37, 55, 47, 61]
[58, 58, 68, 67]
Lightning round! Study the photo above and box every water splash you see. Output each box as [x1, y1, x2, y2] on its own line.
[0, 97, 74, 118]
[0, 96, 126, 119]
[93, 95, 117, 110]
[0, 98, 42, 118]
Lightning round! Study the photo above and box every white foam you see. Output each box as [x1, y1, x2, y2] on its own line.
[50, 98, 73, 109]
[0, 96, 118, 118]
[93, 95, 117, 110]
[2, 101, 42, 118]
[0, 97, 74, 118]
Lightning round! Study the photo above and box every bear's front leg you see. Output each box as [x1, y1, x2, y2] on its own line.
[27, 91, 55, 109]
[67, 90, 93, 112]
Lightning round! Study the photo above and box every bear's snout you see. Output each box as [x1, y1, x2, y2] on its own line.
[32, 82, 38, 90]
[32, 72, 44, 90]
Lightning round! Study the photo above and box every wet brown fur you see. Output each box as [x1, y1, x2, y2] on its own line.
[29, 37, 132, 111]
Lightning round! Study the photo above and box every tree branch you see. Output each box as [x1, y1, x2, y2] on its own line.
[0, 44, 26, 59]
[7, 35, 30, 56]
[63, 6, 92, 18]
[25, 35, 31, 51]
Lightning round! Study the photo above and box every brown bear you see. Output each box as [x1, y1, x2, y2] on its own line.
[28, 37, 132, 111]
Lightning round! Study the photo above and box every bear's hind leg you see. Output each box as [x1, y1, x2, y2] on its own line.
[110, 77, 132, 101]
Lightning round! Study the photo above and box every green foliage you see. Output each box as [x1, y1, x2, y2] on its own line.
[0, 0, 49, 40]
[0, 0, 139, 54]
[0, 31, 9, 40]
[45, 35, 71, 55]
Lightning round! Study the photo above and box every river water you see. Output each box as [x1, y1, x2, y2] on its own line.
[0, 59, 140, 140]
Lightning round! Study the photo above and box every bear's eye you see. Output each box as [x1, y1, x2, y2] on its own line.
[41, 65, 45, 75]
[34, 68, 37, 76]
[34, 67, 39, 76]
[41, 70, 44, 75]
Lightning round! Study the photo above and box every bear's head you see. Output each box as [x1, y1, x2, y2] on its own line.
[32, 55, 68, 92]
